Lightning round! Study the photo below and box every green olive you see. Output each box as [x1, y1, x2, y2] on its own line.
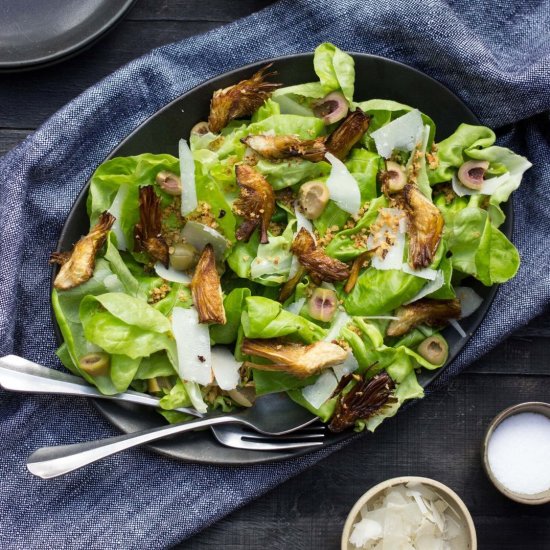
[298, 180, 330, 220]
[417, 334, 449, 365]
[169, 242, 199, 272]
[79, 352, 110, 376]
[307, 287, 338, 322]
[191, 121, 210, 136]
[382, 161, 407, 193]
[155, 171, 182, 196]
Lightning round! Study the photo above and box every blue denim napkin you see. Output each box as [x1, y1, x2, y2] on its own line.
[1, 0, 549, 547]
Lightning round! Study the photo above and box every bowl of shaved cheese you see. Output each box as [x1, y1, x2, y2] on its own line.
[341, 476, 476, 550]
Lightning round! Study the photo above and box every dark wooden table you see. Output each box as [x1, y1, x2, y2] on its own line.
[2, 2, 549, 548]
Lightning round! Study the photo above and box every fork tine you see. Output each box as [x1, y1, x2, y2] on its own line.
[241, 432, 325, 441]
[210, 424, 325, 451]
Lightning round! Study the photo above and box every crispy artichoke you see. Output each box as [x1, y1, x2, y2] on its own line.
[325, 107, 371, 160]
[241, 338, 347, 378]
[292, 227, 350, 282]
[134, 185, 169, 267]
[208, 64, 281, 133]
[51, 211, 115, 290]
[400, 183, 444, 269]
[241, 135, 327, 162]
[329, 371, 396, 433]
[191, 244, 226, 324]
[233, 164, 275, 244]
[386, 298, 461, 337]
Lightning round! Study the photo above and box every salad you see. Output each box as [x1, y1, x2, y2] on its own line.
[51, 43, 531, 433]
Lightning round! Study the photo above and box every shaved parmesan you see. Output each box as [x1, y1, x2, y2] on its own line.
[404, 271, 445, 304]
[302, 370, 338, 409]
[449, 319, 467, 338]
[402, 264, 438, 281]
[179, 138, 198, 215]
[324, 310, 351, 342]
[181, 220, 228, 259]
[455, 286, 483, 318]
[294, 202, 314, 235]
[288, 255, 301, 279]
[333, 352, 359, 381]
[171, 307, 212, 386]
[285, 297, 306, 315]
[349, 482, 468, 549]
[211, 347, 241, 391]
[368, 208, 407, 271]
[371, 109, 424, 159]
[154, 262, 191, 284]
[325, 152, 361, 215]
[108, 184, 129, 250]
[371, 230, 406, 271]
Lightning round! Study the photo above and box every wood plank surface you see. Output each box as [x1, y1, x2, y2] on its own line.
[0, 1, 548, 549]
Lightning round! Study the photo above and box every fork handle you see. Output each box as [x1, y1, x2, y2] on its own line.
[27, 415, 244, 479]
[0, 355, 199, 417]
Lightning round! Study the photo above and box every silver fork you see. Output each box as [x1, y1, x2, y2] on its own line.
[0, 355, 324, 457]
[211, 423, 325, 451]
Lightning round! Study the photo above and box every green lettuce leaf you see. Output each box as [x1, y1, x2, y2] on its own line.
[255, 158, 330, 190]
[52, 259, 122, 394]
[446, 207, 520, 285]
[344, 269, 426, 315]
[325, 196, 388, 260]
[313, 42, 355, 104]
[210, 287, 252, 345]
[429, 124, 496, 184]
[80, 293, 172, 359]
[248, 114, 325, 139]
[241, 296, 326, 343]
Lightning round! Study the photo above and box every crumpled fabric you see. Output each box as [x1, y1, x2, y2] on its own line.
[0, 1, 549, 547]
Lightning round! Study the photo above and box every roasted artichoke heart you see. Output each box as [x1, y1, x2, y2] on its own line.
[134, 185, 169, 267]
[208, 64, 281, 133]
[241, 338, 347, 378]
[233, 164, 275, 244]
[51, 211, 115, 290]
[241, 134, 327, 162]
[325, 107, 371, 160]
[329, 371, 396, 433]
[292, 227, 350, 282]
[386, 298, 461, 337]
[191, 244, 226, 325]
[400, 183, 444, 269]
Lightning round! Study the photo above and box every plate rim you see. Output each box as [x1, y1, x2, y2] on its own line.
[51, 51, 508, 465]
[0, 0, 137, 72]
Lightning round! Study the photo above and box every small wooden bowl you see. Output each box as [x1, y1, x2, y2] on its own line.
[341, 476, 477, 550]
[482, 401, 550, 505]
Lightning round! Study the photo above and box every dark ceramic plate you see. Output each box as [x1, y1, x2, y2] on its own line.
[53, 53, 510, 465]
[0, 0, 135, 72]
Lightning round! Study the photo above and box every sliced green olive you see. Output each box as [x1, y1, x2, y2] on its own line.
[298, 180, 330, 220]
[417, 334, 449, 365]
[382, 161, 407, 193]
[457, 160, 489, 190]
[191, 121, 210, 136]
[169, 242, 199, 272]
[155, 171, 182, 196]
[308, 287, 338, 322]
[79, 352, 110, 376]
[312, 91, 348, 124]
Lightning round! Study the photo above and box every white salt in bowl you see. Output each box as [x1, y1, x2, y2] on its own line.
[482, 402, 550, 505]
[341, 476, 477, 550]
